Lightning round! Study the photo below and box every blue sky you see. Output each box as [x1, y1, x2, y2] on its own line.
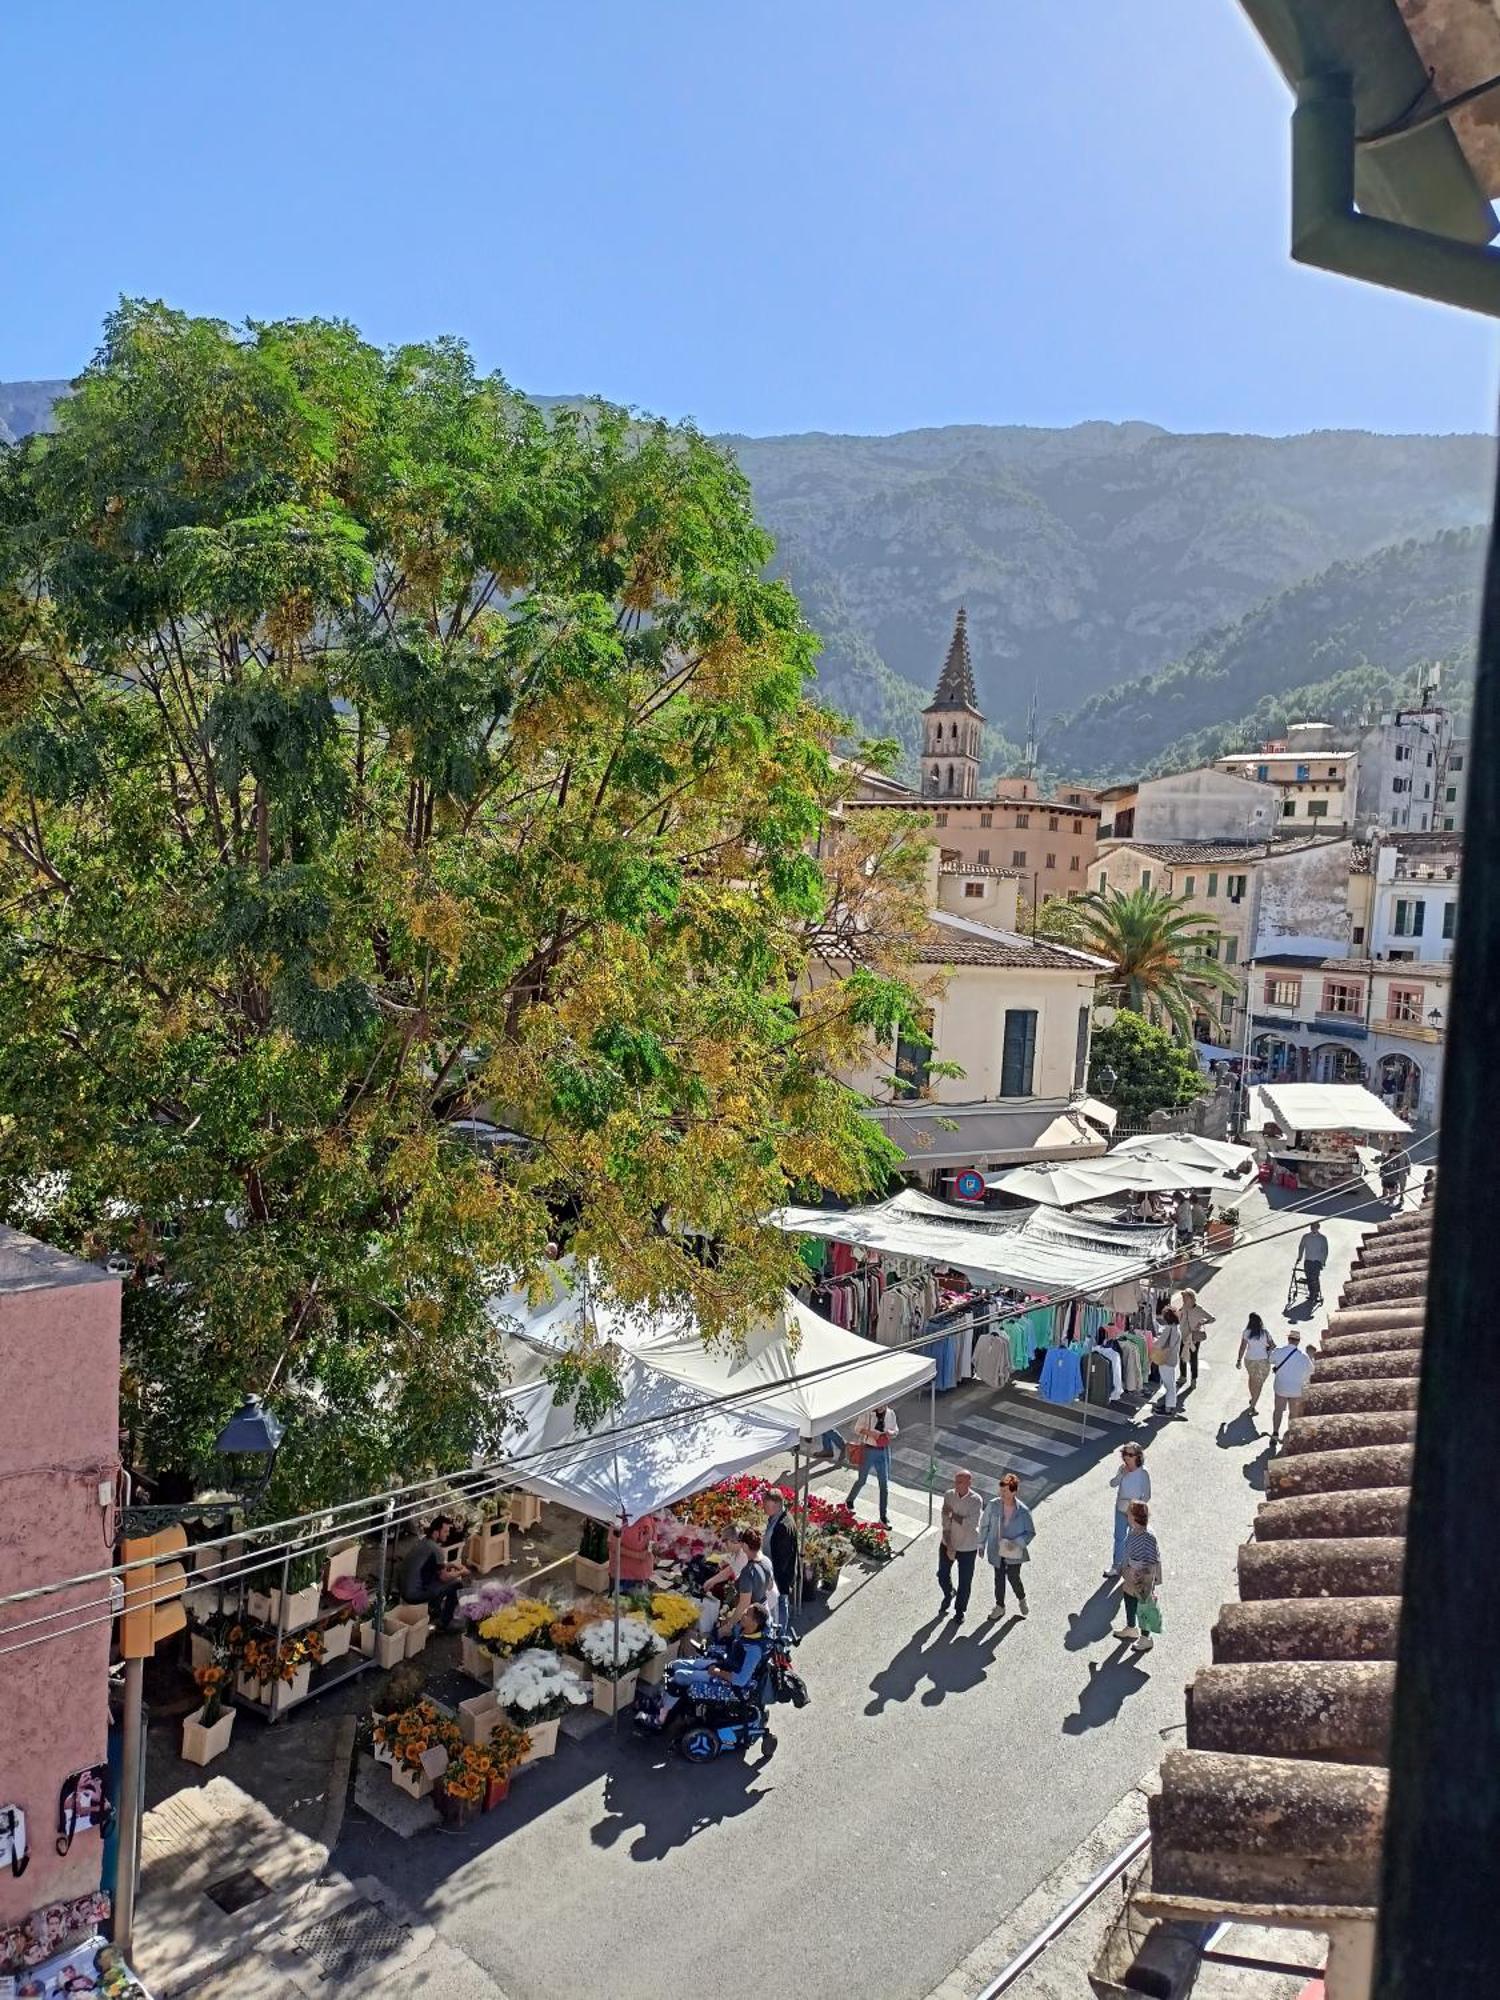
[2, 0, 1496, 436]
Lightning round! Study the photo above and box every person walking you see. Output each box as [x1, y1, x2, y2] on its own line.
[1114, 1501, 1162, 1652]
[763, 1490, 799, 1635]
[847, 1404, 897, 1528]
[1236, 1311, 1276, 1415]
[1152, 1306, 1184, 1416]
[1106, 1444, 1150, 1574]
[1268, 1329, 1315, 1445]
[1175, 1288, 1215, 1391]
[1296, 1220, 1329, 1304]
[937, 1468, 983, 1620]
[979, 1472, 1035, 1619]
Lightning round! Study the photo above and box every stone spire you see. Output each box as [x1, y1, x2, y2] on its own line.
[921, 609, 984, 799]
[929, 606, 981, 713]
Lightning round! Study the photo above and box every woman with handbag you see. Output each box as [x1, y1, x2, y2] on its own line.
[979, 1471, 1036, 1618]
[1151, 1307, 1184, 1417]
[847, 1405, 897, 1528]
[1114, 1500, 1162, 1653]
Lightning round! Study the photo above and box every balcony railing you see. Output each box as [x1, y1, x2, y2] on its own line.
[1312, 1011, 1368, 1039]
[1372, 1017, 1443, 1043]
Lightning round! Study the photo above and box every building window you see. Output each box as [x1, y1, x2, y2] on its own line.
[1068, 854, 1080, 872]
[1048, 816, 1059, 832]
[964, 882, 984, 899]
[1045, 851, 1057, 869]
[976, 848, 990, 864]
[1422, 783, 1431, 800]
[1206, 872, 1218, 898]
[1095, 870, 1107, 891]
[1307, 800, 1329, 817]
[1326, 766, 1339, 778]
[1224, 937, 1238, 965]
[1321, 980, 1362, 1016]
[1256, 764, 1269, 782]
[980, 812, 992, 827]
[933, 812, 948, 827]
[1074, 1003, 1090, 1090]
[1451, 752, 1465, 772]
[1000, 1009, 1038, 1098]
[1265, 977, 1301, 1008]
[1388, 984, 1424, 1024]
[1443, 818, 1456, 832]
[1073, 818, 1083, 834]
[1015, 812, 1030, 828]
[1446, 786, 1457, 804]
[1183, 875, 1196, 897]
[894, 1011, 933, 1094]
[1394, 745, 1407, 761]
[1228, 874, 1248, 900]
[1282, 800, 1296, 817]
[1140, 869, 1152, 890]
[1352, 925, 1365, 945]
[1393, 898, 1426, 937]
[1010, 849, 1025, 867]
[1425, 750, 1434, 767]
[1442, 902, 1456, 939]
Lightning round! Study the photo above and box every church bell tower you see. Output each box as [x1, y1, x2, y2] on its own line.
[922, 607, 984, 799]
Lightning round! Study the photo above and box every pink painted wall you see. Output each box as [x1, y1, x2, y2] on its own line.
[0, 1230, 121, 1928]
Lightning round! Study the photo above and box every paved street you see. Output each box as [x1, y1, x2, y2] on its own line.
[333, 1181, 1388, 2000]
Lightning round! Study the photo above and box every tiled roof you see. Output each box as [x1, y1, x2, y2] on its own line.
[1101, 839, 1271, 865]
[1138, 1192, 1434, 1928]
[938, 861, 1024, 877]
[917, 910, 1111, 971]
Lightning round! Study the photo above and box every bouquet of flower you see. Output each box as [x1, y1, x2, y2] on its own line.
[493, 1649, 591, 1725]
[803, 1530, 854, 1590]
[373, 1698, 461, 1777]
[676, 1475, 893, 1564]
[329, 1575, 372, 1618]
[576, 1614, 664, 1680]
[547, 1598, 610, 1653]
[193, 1662, 231, 1725]
[437, 1743, 490, 1804]
[648, 1591, 698, 1641]
[458, 1578, 518, 1625]
[294, 1627, 326, 1670]
[239, 1635, 279, 1687]
[483, 1718, 531, 1779]
[477, 1596, 556, 1656]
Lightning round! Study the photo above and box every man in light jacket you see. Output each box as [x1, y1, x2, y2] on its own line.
[1269, 1330, 1315, 1444]
[938, 1468, 983, 1621]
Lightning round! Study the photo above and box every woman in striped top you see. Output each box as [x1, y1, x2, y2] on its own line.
[1114, 1500, 1162, 1653]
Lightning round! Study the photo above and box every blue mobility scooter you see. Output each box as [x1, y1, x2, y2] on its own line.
[633, 1624, 808, 1763]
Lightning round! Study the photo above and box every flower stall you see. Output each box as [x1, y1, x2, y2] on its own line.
[491, 1651, 591, 1762]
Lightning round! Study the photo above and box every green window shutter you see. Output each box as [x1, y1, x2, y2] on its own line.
[1001, 1009, 1037, 1098]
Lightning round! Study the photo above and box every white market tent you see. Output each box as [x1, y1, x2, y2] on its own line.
[1247, 1082, 1411, 1136]
[496, 1355, 797, 1525]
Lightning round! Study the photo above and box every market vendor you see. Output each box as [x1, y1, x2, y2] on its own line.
[609, 1512, 657, 1590]
[399, 1515, 471, 1632]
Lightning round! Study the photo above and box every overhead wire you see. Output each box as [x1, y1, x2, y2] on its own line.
[0, 1136, 1434, 1658]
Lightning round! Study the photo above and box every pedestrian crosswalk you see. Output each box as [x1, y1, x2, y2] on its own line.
[887, 1379, 1143, 1503]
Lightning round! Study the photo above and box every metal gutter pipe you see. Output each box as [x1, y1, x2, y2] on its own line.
[1292, 72, 1500, 317]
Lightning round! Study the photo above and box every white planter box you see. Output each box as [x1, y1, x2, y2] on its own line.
[272, 1583, 324, 1631]
[321, 1619, 353, 1662]
[236, 1671, 269, 1705]
[460, 1635, 494, 1683]
[246, 1590, 274, 1625]
[510, 1492, 543, 1532]
[270, 1663, 312, 1714]
[466, 1524, 511, 1574]
[638, 1647, 671, 1686]
[517, 1715, 560, 1763]
[591, 1669, 639, 1715]
[391, 1761, 435, 1800]
[458, 1692, 503, 1745]
[390, 1604, 430, 1657]
[189, 1631, 217, 1670]
[574, 1555, 613, 1594]
[181, 1706, 236, 1766]
[325, 1544, 360, 1590]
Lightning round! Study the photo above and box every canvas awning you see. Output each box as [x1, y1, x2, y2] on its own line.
[866, 1101, 1107, 1170]
[1248, 1082, 1412, 1136]
[1113, 1133, 1259, 1179]
[1076, 1096, 1119, 1132]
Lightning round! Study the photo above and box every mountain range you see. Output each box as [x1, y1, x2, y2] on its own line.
[5, 378, 1490, 780]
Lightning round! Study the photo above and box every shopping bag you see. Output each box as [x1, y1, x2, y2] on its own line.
[846, 1443, 865, 1470]
[1136, 1597, 1163, 1636]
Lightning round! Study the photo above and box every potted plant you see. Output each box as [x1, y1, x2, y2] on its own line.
[375, 1698, 459, 1800]
[236, 1633, 278, 1703]
[479, 1719, 531, 1808]
[466, 1494, 512, 1574]
[802, 1530, 853, 1598]
[646, 1590, 697, 1667]
[371, 1664, 427, 1765]
[181, 1663, 236, 1765]
[577, 1613, 663, 1713]
[492, 1650, 591, 1761]
[1205, 1206, 1239, 1251]
[574, 1518, 613, 1594]
[457, 1580, 518, 1680]
[476, 1595, 555, 1660]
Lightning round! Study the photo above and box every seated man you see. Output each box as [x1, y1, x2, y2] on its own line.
[398, 1515, 470, 1632]
[657, 1604, 770, 1728]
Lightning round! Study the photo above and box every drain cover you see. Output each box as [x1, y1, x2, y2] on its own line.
[204, 1867, 272, 1915]
[290, 1902, 411, 1980]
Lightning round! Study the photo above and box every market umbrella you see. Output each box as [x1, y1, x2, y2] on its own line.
[986, 1159, 1173, 1207]
[1112, 1133, 1257, 1180]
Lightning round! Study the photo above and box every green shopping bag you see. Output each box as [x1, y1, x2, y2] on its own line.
[1137, 1596, 1163, 1636]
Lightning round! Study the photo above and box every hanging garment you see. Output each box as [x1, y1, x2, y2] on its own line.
[1039, 1346, 1084, 1405]
[972, 1333, 1010, 1389]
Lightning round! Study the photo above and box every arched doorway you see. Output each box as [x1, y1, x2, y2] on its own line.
[1311, 1043, 1365, 1085]
[1377, 1052, 1421, 1120]
[1252, 1034, 1299, 1080]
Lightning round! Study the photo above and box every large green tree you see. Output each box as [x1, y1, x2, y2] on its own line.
[0, 304, 925, 1508]
[1036, 885, 1239, 1043]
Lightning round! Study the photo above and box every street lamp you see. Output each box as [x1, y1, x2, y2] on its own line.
[213, 1394, 285, 1508]
[1427, 1007, 1444, 1031]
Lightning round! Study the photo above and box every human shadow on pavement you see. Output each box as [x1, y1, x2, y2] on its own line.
[590, 1733, 776, 1861]
[1215, 1411, 1261, 1450]
[1061, 1651, 1151, 1734]
[1065, 1578, 1120, 1653]
[1241, 1443, 1273, 1493]
[865, 1610, 1012, 1713]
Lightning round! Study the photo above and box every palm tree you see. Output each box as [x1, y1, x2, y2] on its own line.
[1037, 885, 1239, 1044]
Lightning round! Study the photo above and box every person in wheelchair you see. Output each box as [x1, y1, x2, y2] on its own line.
[656, 1603, 771, 1729]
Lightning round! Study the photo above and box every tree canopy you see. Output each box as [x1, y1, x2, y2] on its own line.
[0, 303, 925, 1508]
[1087, 1012, 1205, 1127]
[1036, 885, 1239, 1043]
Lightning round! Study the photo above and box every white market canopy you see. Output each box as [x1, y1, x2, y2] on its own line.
[770, 1196, 1166, 1297]
[497, 1355, 796, 1527]
[1247, 1082, 1411, 1137]
[988, 1152, 1234, 1206]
